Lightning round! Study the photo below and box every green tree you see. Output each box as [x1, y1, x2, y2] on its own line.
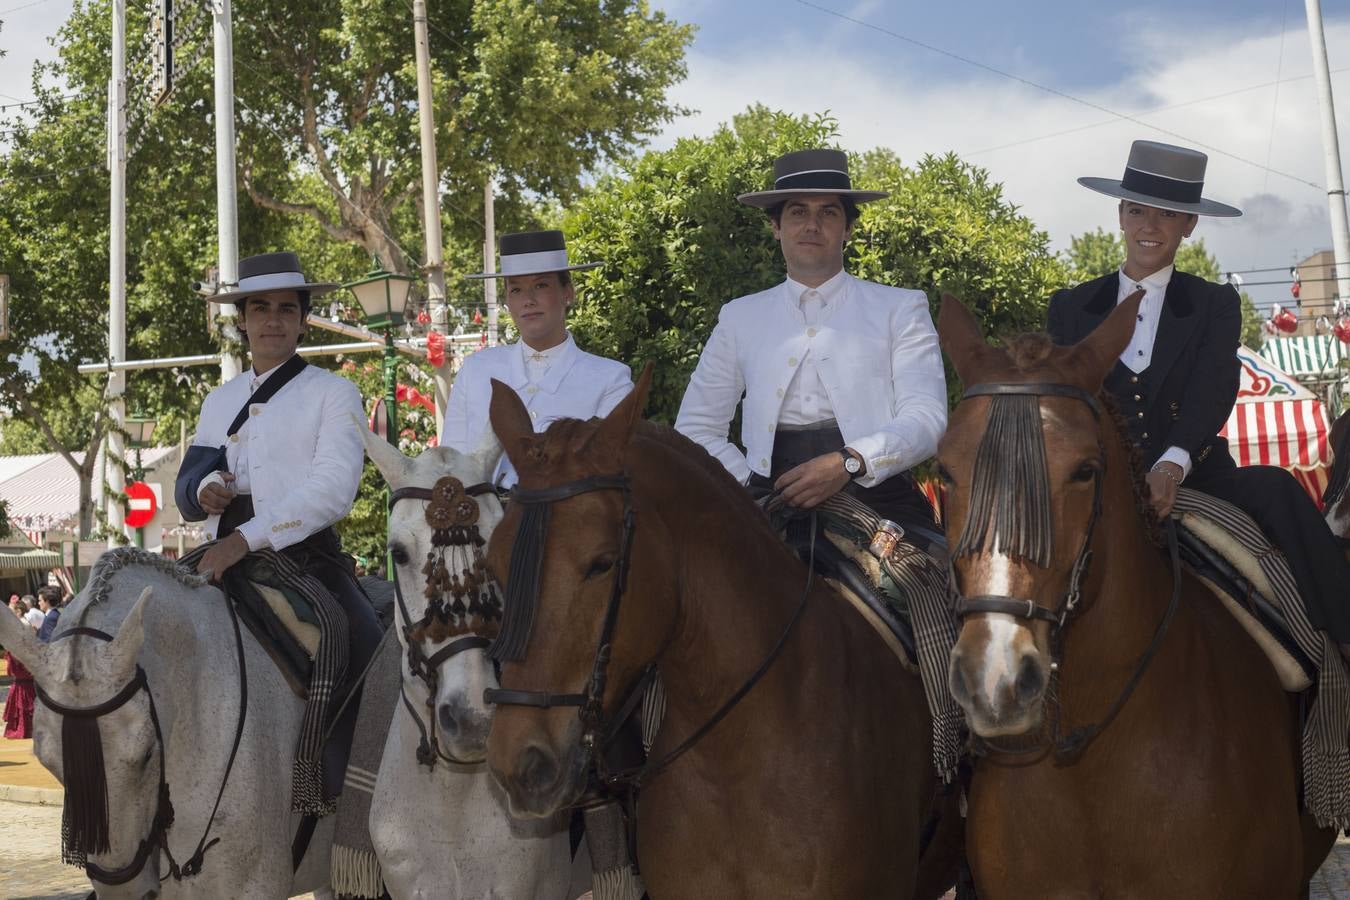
[1064, 227, 1265, 347]
[233, 0, 694, 275]
[563, 107, 1071, 421]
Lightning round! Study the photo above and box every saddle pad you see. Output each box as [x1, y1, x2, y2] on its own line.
[1172, 493, 1314, 691]
[255, 582, 322, 658]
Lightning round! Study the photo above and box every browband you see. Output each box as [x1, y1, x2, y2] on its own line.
[510, 475, 630, 505]
[963, 382, 1102, 420]
[389, 481, 499, 506]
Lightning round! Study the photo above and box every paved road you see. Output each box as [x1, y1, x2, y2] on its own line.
[2, 794, 1350, 897]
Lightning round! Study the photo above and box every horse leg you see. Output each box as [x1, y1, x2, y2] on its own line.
[911, 777, 966, 900]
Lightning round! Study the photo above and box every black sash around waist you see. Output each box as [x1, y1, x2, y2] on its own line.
[218, 494, 347, 572]
[754, 421, 936, 527]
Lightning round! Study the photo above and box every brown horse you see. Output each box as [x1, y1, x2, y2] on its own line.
[936, 293, 1335, 898]
[481, 368, 962, 899]
[1322, 408, 1350, 538]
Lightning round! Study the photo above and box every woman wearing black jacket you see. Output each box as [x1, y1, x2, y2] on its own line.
[1048, 139, 1350, 646]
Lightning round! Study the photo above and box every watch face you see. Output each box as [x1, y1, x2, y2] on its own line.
[844, 456, 861, 474]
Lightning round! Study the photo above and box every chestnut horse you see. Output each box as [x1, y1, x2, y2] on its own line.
[936, 293, 1335, 898]
[481, 368, 962, 899]
[1322, 408, 1350, 538]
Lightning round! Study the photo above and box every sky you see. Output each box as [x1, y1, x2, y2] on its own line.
[3, 0, 1349, 314]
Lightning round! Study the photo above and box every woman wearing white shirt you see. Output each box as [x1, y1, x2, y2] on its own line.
[441, 230, 632, 486]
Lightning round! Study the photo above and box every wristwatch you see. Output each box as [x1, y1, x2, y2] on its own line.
[838, 448, 864, 478]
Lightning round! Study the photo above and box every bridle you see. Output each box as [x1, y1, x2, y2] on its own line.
[388, 475, 504, 768]
[37, 595, 249, 888]
[483, 472, 815, 793]
[952, 382, 1183, 762]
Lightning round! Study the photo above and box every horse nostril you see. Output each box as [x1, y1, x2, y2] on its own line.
[1014, 653, 1047, 706]
[518, 745, 559, 794]
[437, 703, 461, 737]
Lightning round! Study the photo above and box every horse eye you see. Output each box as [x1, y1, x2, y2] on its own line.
[585, 555, 616, 580]
[389, 544, 410, 566]
[140, 746, 154, 768]
[1071, 462, 1099, 483]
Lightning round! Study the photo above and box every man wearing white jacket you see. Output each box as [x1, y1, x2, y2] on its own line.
[676, 149, 947, 527]
[441, 230, 632, 486]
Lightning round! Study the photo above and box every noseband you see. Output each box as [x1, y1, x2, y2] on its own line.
[388, 476, 504, 768]
[952, 381, 1183, 762]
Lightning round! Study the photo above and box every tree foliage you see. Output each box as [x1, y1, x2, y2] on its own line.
[1064, 227, 1265, 347]
[563, 107, 1071, 421]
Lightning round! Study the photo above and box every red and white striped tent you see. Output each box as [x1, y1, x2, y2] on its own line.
[1219, 346, 1332, 504]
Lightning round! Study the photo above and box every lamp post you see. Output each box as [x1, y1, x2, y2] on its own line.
[124, 411, 158, 547]
[344, 258, 415, 580]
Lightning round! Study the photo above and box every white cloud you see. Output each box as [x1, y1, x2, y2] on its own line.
[655, 16, 1350, 310]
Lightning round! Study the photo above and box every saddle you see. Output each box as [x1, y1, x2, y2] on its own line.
[1171, 489, 1316, 691]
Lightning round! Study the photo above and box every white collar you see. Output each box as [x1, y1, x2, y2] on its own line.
[1117, 264, 1174, 296]
[250, 359, 287, 386]
[520, 332, 575, 364]
[785, 269, 849, 306]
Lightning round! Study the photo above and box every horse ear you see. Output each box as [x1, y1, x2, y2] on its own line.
[467, 420, 503, 484]
[103, 587, 151, 679]
[591, 363, 652, 459]
[1063, 289, 1143, 389]
[0, 601, 52, 684]
[354, 412, 413, 489]
[489, 377, 539, 470]
[937, 294, 1001, 385]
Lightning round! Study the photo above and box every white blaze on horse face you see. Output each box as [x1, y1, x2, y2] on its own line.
[977, 553, 1028, 715]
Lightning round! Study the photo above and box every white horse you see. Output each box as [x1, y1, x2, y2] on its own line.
[360, 426, 577, 899]
[0, 549, 335, 899]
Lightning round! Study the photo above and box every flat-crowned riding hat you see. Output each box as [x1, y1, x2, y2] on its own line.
[206, 251, 340, 303]
[736, 148, 888, 208]
[464, 230, 601, 280]
[1078, 140, 1242, 217]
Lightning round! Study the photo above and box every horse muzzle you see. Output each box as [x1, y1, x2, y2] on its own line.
[948, 626, 1050, 737]
[436, 698, 492, 762]
[489, 738, 588, 819]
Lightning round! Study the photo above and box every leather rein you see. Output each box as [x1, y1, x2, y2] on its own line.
[38, 597, 249, 888]
[482, 473, 815, 793]
[388, 478, 502, 768]
[955, 382, 1184, 762]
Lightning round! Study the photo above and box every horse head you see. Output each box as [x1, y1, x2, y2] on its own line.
[936, 292, 1141, 738]
[0, 580, 164, 898]
[484, 365, 677, 818]
[360, 421, 506, 763]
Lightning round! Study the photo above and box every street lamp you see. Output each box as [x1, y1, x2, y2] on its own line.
[345, 258, 416, 582]
[344, 257, 415, 448]
[124, 411, 158, 547]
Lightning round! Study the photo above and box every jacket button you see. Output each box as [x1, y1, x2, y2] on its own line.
[230, 434, 239, 443]
[250, 407, 260, 416]
[788, 357, 798, 366]
[807, 328, 817, 338]
[1142, 432, 1150, 440]
[767, 424, 774, 433]
[776, 388, 784, 398]
[760, 458, 769, 468]
[530, 411, 538, 420]
[1133, 394, 1141, 402]
[1130, 375, 1139, 384]
[1136, 412, 1144, 419]
[526, 385, 538, 394]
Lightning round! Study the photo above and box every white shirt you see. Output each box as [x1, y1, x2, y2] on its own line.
[1117, 265, 1192, 478]
[676, 272, 947, 487]
[23, 608, 44, 629]
[779, 270, 846, 425]
[441, 333, 633, 487]
[189, 361, 365, 551]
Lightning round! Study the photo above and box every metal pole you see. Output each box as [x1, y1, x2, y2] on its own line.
[1306, 0, 1350, 301]
[484, 176, 498, 346]
[106, 0, 127, 548]
[412, 0, 449, 434]
[384, 313, 398, 582]
[213, 0, 243, 380]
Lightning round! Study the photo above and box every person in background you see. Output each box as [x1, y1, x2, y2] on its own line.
[35, 586, 61, 643]
[3, 647, 34, 739]
[19, 596, 42, 632]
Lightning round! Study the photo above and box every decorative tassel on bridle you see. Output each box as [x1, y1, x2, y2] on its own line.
[492, 499, 551, 662]
[954, 393, 1055, 567]
[415, 476, 503, 643]
[58, 712, 111, 866]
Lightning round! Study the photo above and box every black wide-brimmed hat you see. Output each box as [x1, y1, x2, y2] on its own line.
[1078, 140, 1242, 217]
[736, 148, 888, 208]
[205, 251, 340, 303]
[464, 230, 601, 280]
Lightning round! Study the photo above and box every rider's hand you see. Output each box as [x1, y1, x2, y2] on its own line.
[774, 451, 852, 509]
[199, 473, 237, 516]
[1146, 462, 1183, 520]
[195, 531, 249, 582]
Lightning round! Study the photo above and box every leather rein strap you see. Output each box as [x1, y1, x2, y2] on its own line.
[955, 381, 1185, 762]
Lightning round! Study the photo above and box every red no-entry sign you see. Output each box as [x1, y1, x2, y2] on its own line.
[125, 481, 157, 528]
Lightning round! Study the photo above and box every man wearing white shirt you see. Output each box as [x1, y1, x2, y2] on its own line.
[174, 251, 380, 811]
[676, 149, 947, 528]
[441, 230, 632, 486]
